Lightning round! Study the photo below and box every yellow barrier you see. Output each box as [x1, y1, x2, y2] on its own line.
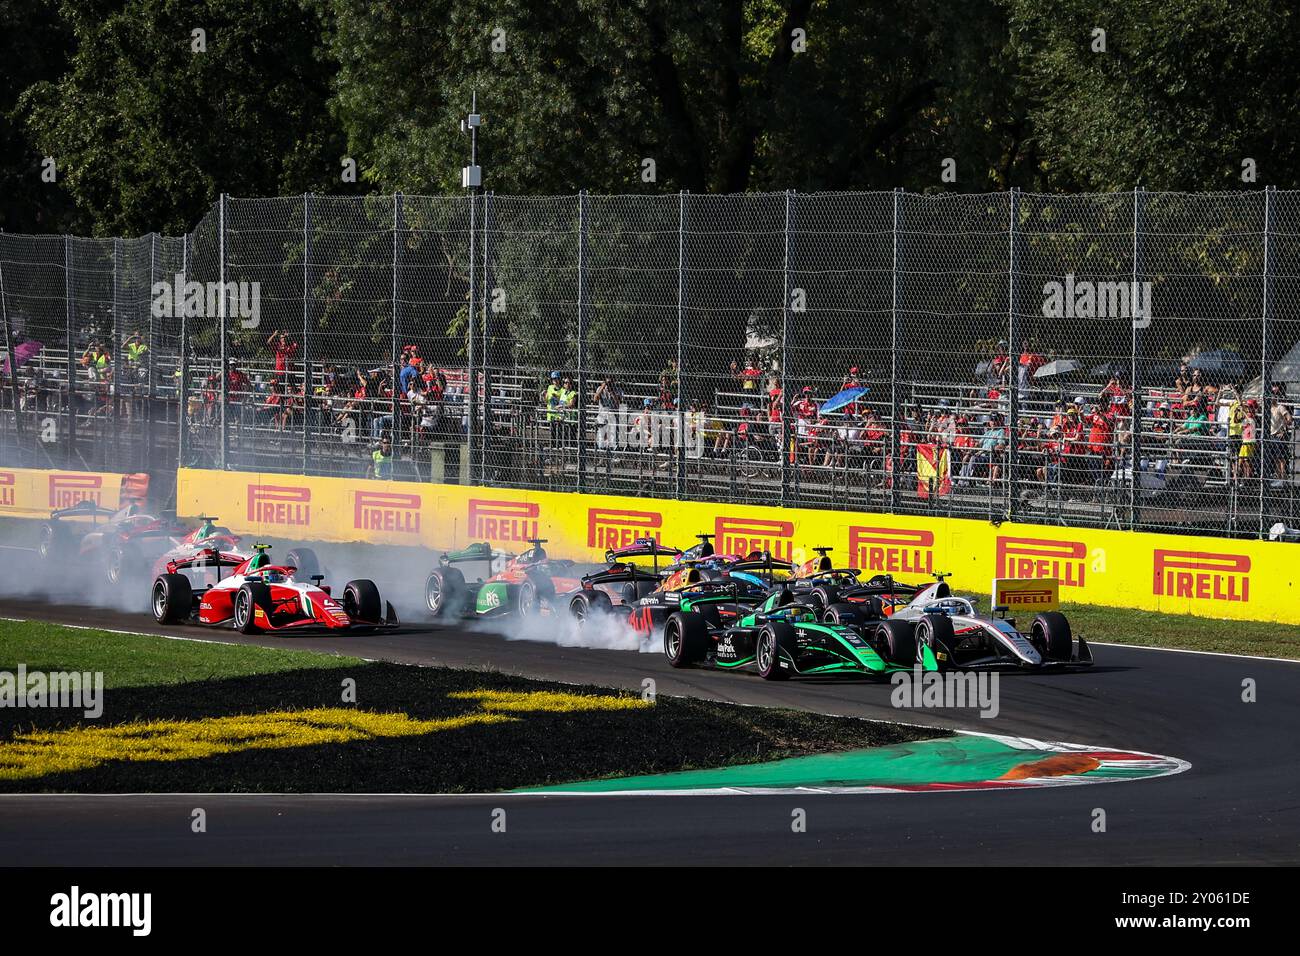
[0, 467, 130, 519]
[176, 467, 1296, 623]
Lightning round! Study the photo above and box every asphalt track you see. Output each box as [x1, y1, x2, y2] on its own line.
[2, 585, 1299, 866]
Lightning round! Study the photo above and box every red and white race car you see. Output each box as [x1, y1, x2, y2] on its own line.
[148, 517, 322, 582]
[151, 544, 396, 634]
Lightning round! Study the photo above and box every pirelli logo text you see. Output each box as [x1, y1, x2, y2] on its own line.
[848, 526, 934, 575]
[996, 536, 1086, 588]
[1154, 550, 1250, 603]
[469, 499, 539, 543]
[992, 577, 1061, 612]
[48, 473, 103, 509]
[0, 472, 14, 508]
[715, 516, 794, 562]
[247, 484, 311, 527]
[587, 508, 661, 550]
[354, 490, 421, 535]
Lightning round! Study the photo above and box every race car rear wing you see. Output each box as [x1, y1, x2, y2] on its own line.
[579, 564, 663, 588]
[604, 537, 682, 572]
[47, 499, 119, 522]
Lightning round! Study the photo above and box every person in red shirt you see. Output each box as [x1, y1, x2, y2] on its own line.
[266, 331, 300, 375]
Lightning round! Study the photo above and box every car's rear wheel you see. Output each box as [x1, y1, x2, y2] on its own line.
[425, 567, 465, 617]
[823, 601, 863, 626]
[915, 613, 955, 664]
[38, 523, 70, 562]
[516, 579, 540, 617]
[809, 584, 839, 611]
[664, 611, 709, 667]
[757, 622, 797, 680]
[152, 573, 192, 624]
[1031, 611, 1072, 662]
[875, 619, 917, 665]
[106, 544, 137, 586]
[344, 579, 382, 623]
[569, 589, 613, 624]
[286, 547, 321, 579]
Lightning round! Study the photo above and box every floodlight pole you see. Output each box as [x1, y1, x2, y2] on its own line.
[463, 93, 483, 483]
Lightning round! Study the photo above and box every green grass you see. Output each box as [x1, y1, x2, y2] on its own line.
[0, 620, 941, 793]
[0, 619, 361, 688]
[1060, 602, 1300, 660]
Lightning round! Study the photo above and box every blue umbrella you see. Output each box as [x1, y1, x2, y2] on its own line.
[819, 386, 869, 414]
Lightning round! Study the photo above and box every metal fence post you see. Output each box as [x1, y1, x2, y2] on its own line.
[481, 190, 493, 482]
[178, 233, 189, 469]
[218, 193, 228, 469]
[780, 189, 792, 508]
[576, 190, 589, 493]
[392, 191, 402, 461]
[1006, 188, 1021, 521]
[1260, 185, 1276, 537]
[0, 236, 21, 445]
[302, 193, 311, 474]
[111, 237, 121, 470]
[676, 190, 688, 497]
[146, 233, 157, 472]
[889, 188, 902, 512]
[64, 235, 75, 464]
[1130, 186, 1146, 529]
[467, 192, 478, 481]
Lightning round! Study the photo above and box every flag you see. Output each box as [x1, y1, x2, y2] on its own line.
[916, 443, 950, 498]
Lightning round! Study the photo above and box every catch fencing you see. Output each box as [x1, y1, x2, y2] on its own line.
[3, 188, 1300, 540]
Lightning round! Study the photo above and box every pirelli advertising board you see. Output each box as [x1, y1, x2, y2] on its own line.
[0, 467, 133, 519]
[177, 467, 1291, 623]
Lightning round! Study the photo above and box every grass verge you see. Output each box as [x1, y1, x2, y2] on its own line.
[1060, 602, 1300, 660]
[0, 619, 942, 793]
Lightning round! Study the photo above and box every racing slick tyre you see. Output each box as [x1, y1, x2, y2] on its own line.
[1031, 611, 1073, 662]
[344, 579, 383, 624]
[234, 582, 270, 634]
[37, 522, 71, 562]
[620, 580, 657, 604]
[757, 622, 798, 680]
[915, 613, 956, 665]
[152, 573, 193, 624]
[823, 602, 864, 626]
[286, 547, 321, 578]
[425, 567, 466, 617]
[875, 619, 918, 665]
[809, 584, 840, 611]
[569, 590, 613, 624]
[664, 611, 710, 667]
[106, 544, 138, 586]
[516, 579, 543, 617]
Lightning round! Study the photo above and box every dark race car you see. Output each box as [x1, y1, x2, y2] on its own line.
[37, 500, 192, 586]
[663, 585, 940, 680]
[152, 543, 396, 633]
[564, 537, 683, 621]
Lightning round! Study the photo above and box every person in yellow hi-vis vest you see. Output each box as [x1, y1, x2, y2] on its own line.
[1238, 398, 1259, 480]
[1227, 390, 1246, 478]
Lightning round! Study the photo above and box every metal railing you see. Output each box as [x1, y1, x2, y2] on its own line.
[3, 189, 1299, 540]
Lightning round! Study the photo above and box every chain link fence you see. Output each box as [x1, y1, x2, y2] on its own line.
[2, 189, 1298, 540]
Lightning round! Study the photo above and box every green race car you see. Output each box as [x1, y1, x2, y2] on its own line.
[663, 586, 940, 680]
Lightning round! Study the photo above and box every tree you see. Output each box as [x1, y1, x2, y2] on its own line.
[19, 0, 349, 236]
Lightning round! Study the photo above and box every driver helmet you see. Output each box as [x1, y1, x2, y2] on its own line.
[262, 570, 287, 584]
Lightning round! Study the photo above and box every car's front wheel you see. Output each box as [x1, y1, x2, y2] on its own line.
[664, 611, 709, 667]
[152, 574, 192, 624]
[757, 623, 797, 680]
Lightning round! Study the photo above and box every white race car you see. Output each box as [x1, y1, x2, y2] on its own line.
[870, 574, 1093, 670]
